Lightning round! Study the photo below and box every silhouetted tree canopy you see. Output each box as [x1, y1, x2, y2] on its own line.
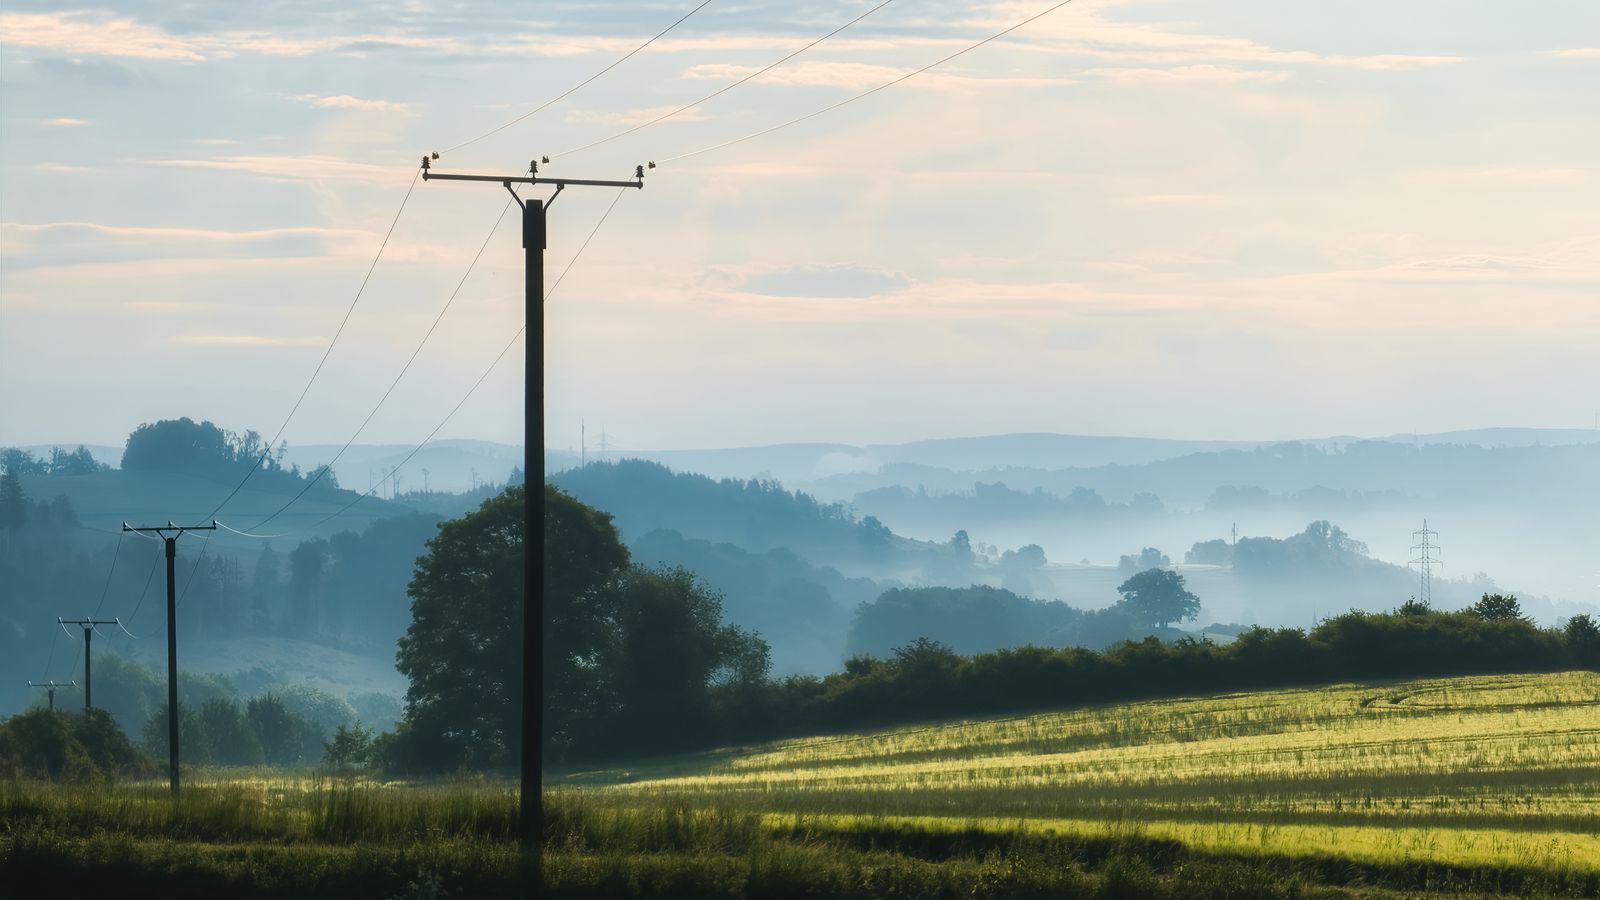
[1471, 593, 1526, 622]
[1116, 569, 1200, 629]
[388, 485, 769, 770]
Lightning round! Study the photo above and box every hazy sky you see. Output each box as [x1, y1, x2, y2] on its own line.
[1, 0, 1596, 453]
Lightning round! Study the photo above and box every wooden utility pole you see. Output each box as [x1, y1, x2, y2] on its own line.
[27, 680, 75, 711]
[59, 617, 120, 709]
[420, 154, 644, 854]
[121, 521, 216, 795]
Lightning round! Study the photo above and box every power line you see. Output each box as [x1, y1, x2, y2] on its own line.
[661, 0, 1083, 164]
[308, 187, 631, 532]
[440, 0, 717, 156]
[246, 197, 516, 532]
[64, 540, 160, 684]
[122, 542, 166, 633]
[89, 530, 124, 618]
[551, 0, 899, 160]
[215, 520, 292, 540]
[204, 166, 423, 521]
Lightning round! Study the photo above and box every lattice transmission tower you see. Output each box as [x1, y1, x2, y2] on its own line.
[1409, 520, 1443, 607]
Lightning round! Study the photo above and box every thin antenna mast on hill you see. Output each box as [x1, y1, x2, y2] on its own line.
[1410, 520, 1442, 607]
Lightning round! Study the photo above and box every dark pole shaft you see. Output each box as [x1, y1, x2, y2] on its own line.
[165, 536, 180, 795]
[83, 628, 92, 710]
[521, 197, 546, 856]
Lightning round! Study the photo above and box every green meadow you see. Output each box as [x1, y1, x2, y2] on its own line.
[4, 671, 1597, 898]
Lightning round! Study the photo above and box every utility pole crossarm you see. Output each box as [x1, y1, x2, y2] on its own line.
[420, 153, 650, 190]
[59, 617, 122, 711]
[421, 150, 651, 860]
[27, 680, 77, 711]
[423, 172, 645, 189]
[121, 520, 216, 796]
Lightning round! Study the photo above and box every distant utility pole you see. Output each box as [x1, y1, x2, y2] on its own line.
[1231, 523, 1238, 548]
[58, 617, 120, 710]
[421, 153, 646, 851]
[581, 419, 586, 468]
[121, 520, 216, 796]
[27, 680, 75, 711]
[1410, 520, 1442, 607]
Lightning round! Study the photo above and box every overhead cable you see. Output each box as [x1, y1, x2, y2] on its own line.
[90, 530, 124, 618]
[551, 0, 898, 159]
[441, 0, 717, 155]
[310, 187, 631, 531]
[247, 197, 516, 532]
[662, 0, 1082, 163]
[205, 166, 423, 520]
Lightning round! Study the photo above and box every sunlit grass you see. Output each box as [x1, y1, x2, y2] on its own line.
[549, 671, 1600, 881]
[6, 672, 1598, 896]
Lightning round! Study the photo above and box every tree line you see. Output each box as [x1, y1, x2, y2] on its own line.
[379, 486, 1600, 771]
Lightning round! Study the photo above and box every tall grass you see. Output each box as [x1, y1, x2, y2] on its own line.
[5, 672, 1597, 897]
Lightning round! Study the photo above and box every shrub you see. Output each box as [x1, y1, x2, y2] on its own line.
[0, 708, 152, 781]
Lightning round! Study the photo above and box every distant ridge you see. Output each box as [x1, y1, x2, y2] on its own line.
[23, 428, 1598, 494]
[543, 427, 1599, 485]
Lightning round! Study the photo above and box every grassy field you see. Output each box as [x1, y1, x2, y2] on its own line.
[548, 670, 1600, 897]
[3, 671, 1597, 897]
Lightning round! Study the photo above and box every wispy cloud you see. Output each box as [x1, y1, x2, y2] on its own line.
[142, 154, 407, 184]
[969, 4, 1463, 72]
[1264, 236, 1600, 286]
[42, 117, 88, 127]
[1124, 193, 1228, 206]
[31, 163, 100, 175]
[293, 93, 412, 114]
[172, 334, 328, 347]
[1544, 48, 1600, 59]
[564, 105, 707, 127]
[1087, 65, 1289, 85]
[680, 61, 1067, 92]
[1419, 166, 1587, 182]
[0, 221, 366, 246]
[0, 12, 204, 61]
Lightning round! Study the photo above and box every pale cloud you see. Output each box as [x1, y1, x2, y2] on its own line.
[0, 292, 38, 308]
[1263, 236, 1600, 286]
[0, 221, 367, 248]
[1419, 166, 1587, 182]
[1124, 193, 1228, 206]
[680, 61, 1067, 92]
[1086, 65, 1289, 85]
[142, 154, 407, 185]
[43, 117, 88, 127]
[172, 335, 329, 347]
[564, 105, 708, 127]
[969, 3, 1462, 72]
[31, 163, 100, 175]
[1544, 48, 1600, 59]
[123, 301, 184, 312]
[0, 12, 204, 61]
[293, 94, 412, 114]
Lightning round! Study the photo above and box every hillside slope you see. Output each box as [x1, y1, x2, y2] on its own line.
[553, 671, 1600, 893]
